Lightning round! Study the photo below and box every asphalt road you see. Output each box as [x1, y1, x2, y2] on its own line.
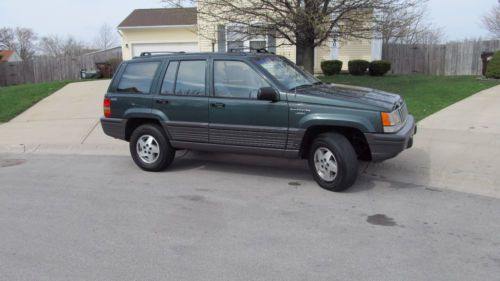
[1, 152, 500, 281]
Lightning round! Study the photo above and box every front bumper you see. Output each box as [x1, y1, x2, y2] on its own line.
[101, 117, 127, 140]
[364, 115, 416, 162]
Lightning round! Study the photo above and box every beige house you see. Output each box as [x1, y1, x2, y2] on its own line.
[118, 7, 381, 73]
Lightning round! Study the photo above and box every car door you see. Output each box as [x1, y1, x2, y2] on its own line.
[209, 59, 288, 149]
[153, 58, 209, 143]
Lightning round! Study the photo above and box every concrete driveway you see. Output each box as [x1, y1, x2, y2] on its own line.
[0, 81, 499, 197]
[0, 80, 127, 155]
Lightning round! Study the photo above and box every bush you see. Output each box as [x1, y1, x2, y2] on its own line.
[369, 60, 391, 76]
[486, 51, 500, 79]
[320, 60, 343, 75]
[348, 60, 370, 75]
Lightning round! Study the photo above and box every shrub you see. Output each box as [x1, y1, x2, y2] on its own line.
[369, 60, 391, 76]
[348, 60, 370, 75]
[320, 60, 343, 75]
[485, 51, 500, 79]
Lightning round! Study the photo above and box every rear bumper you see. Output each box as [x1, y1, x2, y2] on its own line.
[364, 115, 416, 162]
[100, 117, 127, 140]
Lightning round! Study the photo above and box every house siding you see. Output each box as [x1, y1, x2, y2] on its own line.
[337, 38, 373, 70]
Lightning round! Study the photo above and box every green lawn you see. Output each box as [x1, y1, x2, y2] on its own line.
[0, 81, 74, 122]
[319, 75, 500, 121]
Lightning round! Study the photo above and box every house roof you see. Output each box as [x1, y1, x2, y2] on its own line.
[0, 50, 14, 62]
[118, 8, 197, 28]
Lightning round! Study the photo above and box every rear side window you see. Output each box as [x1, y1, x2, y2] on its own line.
[117, 62, 160, 94]
[174, 60, 206, 96]
[161, 61, 179, 95]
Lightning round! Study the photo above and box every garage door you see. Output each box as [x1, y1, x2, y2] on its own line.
[132, 42, 198, 56]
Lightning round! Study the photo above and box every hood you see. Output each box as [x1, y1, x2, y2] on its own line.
[294, 83, 402, 112]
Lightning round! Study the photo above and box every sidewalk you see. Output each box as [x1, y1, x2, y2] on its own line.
[0, 80, 128, 155]
[364, 84, 500, 198]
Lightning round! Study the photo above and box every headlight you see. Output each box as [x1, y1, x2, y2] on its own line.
[381, 110, 404, 133]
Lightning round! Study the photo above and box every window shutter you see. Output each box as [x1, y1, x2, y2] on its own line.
[267, 28, 276, 53]
[217, 25, 226, 52]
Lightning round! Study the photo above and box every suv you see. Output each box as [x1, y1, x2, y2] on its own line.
[101, 51, 416, 191]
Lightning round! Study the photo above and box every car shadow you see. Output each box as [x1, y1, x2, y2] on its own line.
[168, 150, 379, 192]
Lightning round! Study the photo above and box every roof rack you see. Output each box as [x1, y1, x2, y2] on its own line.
[228, 48, 273, 54]
[139, 51, 186, 56]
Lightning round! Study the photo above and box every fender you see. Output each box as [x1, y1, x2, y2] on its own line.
[123, 108, 168, 121]
[297, 113, 379, 133]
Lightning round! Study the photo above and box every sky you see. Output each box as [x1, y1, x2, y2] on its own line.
[0, 0, 498, 44]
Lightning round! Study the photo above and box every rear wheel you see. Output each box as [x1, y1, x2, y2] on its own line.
[308, 133, 358, 192]
[129, 124, 175, 171]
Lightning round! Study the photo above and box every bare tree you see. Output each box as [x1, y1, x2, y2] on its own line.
[481, 3, 500, 38]
[13, 27, 38, 61]
[167, 0, 419, 73]
[0, 27, 16, 50]
[378, 1, 426, 44]
[40, 35, 91, 57]
[93, 23, 119, 50]
[409, 25, 443, 44]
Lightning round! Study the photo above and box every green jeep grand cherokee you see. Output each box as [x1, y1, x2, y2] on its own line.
[101, 51, 416, 192]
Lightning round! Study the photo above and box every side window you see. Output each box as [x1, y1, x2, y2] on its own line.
[160, 61, 179, 95]
[174, 60, 206, 96]
[116, 62, 160, 94]
[214, 60, 270, 99]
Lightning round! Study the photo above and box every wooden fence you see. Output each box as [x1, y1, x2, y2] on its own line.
[0, 47, 122, 86]
[382, 40, 500, 75]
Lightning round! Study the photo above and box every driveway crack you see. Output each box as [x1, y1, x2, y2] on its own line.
[80, 120, 99, 144]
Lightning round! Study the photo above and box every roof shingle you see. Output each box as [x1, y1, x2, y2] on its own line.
[118, 8, 197, 28]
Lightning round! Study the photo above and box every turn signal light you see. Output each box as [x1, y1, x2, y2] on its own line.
[381, 112, 393, 126]
[103, 97, 111, 118]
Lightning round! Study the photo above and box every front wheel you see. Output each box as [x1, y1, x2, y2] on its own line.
[308, 133, 358, 192]
[129, 124, 175, 171]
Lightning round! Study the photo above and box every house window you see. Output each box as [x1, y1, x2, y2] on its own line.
[226, 24, 268, 52]
[227, 41, 244, 52]
[249, 40, 266, 50]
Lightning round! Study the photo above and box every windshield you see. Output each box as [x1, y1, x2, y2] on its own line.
[252, 56, 320, 91]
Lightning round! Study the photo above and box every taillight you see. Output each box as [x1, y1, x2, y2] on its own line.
[103, 97, 111, 118]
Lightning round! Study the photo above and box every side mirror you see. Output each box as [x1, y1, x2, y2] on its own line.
[257, 87, 279, 102]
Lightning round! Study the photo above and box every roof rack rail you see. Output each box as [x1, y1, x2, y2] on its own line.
[139, 51, 186, 56]
[228, 48, 273, 54]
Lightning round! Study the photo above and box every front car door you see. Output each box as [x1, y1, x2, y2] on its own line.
[208, 59, 288, 150]
[153, 58, 209, 143]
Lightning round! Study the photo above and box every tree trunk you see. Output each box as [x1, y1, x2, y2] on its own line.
[295, 32, 305, 67]
[302, 45, 315, 74]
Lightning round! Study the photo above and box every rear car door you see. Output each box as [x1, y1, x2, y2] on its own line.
[154, 58, 209, 143]
[208, 59, 288, 149]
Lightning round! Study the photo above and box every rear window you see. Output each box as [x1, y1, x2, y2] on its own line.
[116, 62, 160, 94]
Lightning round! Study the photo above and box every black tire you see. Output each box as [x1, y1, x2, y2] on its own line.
[308, 132, 358, 192]
[129, 123, 175, 172]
